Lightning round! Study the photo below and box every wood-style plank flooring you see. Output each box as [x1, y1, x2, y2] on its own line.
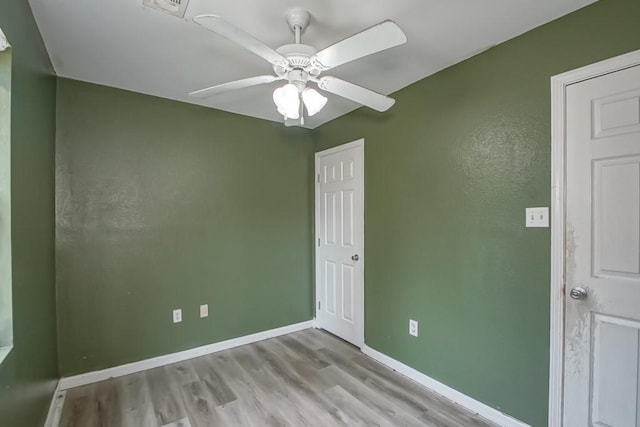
[57, 329, 497, 427]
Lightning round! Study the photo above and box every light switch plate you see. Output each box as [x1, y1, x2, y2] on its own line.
[526, 207, 549, 228]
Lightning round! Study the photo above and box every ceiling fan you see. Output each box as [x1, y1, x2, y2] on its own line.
[190, 8, 407, 126]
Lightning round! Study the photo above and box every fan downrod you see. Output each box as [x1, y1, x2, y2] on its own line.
[273, 8, 319, 78]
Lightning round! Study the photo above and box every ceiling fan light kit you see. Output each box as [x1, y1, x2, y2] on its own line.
[301, 88, 328, 116]
[273, 83, 300, 119]
[191, 8, 407, 126]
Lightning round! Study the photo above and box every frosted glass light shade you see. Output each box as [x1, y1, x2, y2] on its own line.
[301, 88, 327, 116]
[273, 83, 300, 119]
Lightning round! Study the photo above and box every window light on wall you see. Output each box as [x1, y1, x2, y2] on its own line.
[0, 27, 12, 364]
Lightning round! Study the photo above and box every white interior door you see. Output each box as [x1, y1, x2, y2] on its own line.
[564, 64, 640, 426]
[315, 140, 364, 347]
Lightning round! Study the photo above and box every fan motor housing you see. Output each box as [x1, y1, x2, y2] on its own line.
[274, 44, 320, 76]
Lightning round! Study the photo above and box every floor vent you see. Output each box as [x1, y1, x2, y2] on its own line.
[143, 0, 190, 18]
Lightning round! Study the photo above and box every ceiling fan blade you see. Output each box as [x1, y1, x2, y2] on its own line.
[193, 15, 289, 68]
[317, 76, 395, 112]
[189, 75, 280, 99]
[310, 20, 407, 71]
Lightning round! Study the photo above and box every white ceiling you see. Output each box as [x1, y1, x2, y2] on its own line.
[28, 0, 596, 129]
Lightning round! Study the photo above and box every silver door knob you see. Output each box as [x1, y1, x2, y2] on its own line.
[569, 286, 587, 300]
[352, 254, 359, 261]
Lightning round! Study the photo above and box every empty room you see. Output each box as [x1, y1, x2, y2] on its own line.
[1, 0, 640, 426]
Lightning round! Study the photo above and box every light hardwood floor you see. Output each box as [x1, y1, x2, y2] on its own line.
[58, 328, 497, 427]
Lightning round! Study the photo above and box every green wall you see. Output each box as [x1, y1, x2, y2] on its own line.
[55, 79, 315, 376]
[0, 1, 59, 426]
[313, 0, 640, 425]
[3, 0, 637, 424]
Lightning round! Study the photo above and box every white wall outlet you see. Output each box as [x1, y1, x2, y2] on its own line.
[525, 207, 549, 228]
[200, 304, 209, 318]
[172, 309, 182, 323]
[409, 319, 418, 337]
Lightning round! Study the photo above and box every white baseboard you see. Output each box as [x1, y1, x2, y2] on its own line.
[361, 345, 530, 427]
[43, 380, 66, 427]
[58, 320, 315, 391]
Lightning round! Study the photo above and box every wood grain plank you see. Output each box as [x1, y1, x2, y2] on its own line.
[57, 329, 499, 427]
[117, 372, 156, 427]
[319, 365, 427, 426]
[324, 385, 394, 427]
[58, 386, 95, 427]
[180, 380, 223, 427]
[352, 353, 496, 426]
[233, 344, 334, 426]
[208, 352, 291, 426]
[252, 341, 358, 426]
[277, 334, 330, 369]
[190, 355, 237, 407]
[146, 366, 187, 426]
[318, 346, 460, 425]
[92, 378, 123, 427]
[159, 417, 192, 427]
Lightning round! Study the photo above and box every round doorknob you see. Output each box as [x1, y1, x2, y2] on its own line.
[352, 254, 359, 261]
[569, 286, 587, 300]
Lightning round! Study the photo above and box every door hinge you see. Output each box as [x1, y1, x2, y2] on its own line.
[317, 238, 320, 247]
[317, 173, 320, 183]
[318, 301, 321, 310]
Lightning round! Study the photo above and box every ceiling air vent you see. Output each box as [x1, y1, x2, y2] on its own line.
[143, 0, 190, 18]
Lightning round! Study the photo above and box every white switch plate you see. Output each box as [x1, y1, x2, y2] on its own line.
[200, 304, 209, 318]
[172, 309, 182, 323]
[409, 319, 418, 337]
[526, 207, 549, 228]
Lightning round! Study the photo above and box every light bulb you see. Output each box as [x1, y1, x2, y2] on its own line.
[273, 84, 300, 120]
[301, 88, 328, 116]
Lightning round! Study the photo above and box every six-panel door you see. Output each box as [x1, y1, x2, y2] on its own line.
[316, 142, 364, 347]
[564, 64, 640, 425]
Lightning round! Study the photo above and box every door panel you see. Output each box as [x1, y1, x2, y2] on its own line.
[316, 141, 364, 347]
[594, 157, 640, 277]
[564, 64, 640, 426]
[591, 314, 640, 426]
[325, 261, 336, 315]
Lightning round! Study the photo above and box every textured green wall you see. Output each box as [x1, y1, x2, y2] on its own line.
[313, 0, 640, 425]
[0, 1, 59, 426]
[55, 79, 314, 376]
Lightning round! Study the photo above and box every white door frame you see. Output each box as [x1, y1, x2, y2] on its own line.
[314, 139, 365, 348]
[549, 49, 640, 427]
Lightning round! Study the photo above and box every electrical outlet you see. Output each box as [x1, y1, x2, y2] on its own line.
[200, 304, 209, 318]
[409, 319, 418, 337]
[172, 309, 182, 323]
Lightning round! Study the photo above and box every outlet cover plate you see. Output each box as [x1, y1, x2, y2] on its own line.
[172, 309, 182, 323]
[409, 319, 418, 337]
[200, 304, 208, 318]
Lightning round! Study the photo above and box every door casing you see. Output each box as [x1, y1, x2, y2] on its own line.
[549, 49, 640, 427]
[314, 139, 365, 348]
